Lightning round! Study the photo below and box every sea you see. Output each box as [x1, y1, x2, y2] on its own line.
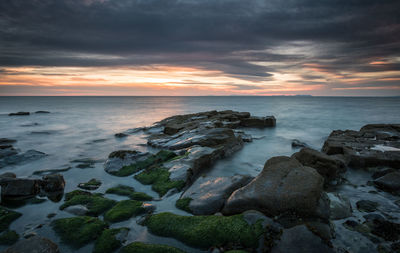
[0, 96, 399, 252]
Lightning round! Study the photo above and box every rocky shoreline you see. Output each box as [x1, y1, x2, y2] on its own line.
[0, 110, 399, 253]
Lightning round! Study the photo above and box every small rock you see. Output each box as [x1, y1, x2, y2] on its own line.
[3, 236, 60, 253]
[356, 200, 379, 213]
[372, 168, 396, 179]
[115, 133, 128, 138]
[64, 205, 89, 216]
[328, 193, 352, 220]
[0, 138, 17, 145]
[78, 178, 101, 191]
[292, 139, 308, 148]
[142, 203, 156, 213]
[239, 116, 276, 128]
[35, 111, 50, 114]
[40, 174, 65, 192]
[8, 112, 30, 116]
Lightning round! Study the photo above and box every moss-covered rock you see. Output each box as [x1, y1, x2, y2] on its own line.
[52, 216, 107, 248]
[113, 150, 177, 177]
[93, 228, 129, 253]
[0, 207, 22, 232]
[78, 178, 102, 191]
[121, 242, 185, 253]
[134, 167, 185, 197]
[60, 190, 116, 216]
[104, 200, 145, 223]
[144, 212, 264, 249]
[175, 198, 192, 213]
[0, 230, 19, 245]
[106, 185, 153, 201]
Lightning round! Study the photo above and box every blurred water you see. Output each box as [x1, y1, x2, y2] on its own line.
[0, 96, 399, 252]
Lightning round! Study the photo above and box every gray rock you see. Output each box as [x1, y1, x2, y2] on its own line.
[291, 139, 308, 148]
[322, 124, 400, 169]
[9, 112, 30, 116]
[0, 138, 17, 145]
[0, 178, 41, 199]
[0, 150, 47, 168]
[3, 236, 60, 253]
[374, 172, 400, 194]
[222, 156, 329, 220]
[271, 225, 334, 253]
[239, 116, 276, 127]
[180, 174, 253, 215]
[327, 193, 352, 220]
[104, 150, 149, 174]
[356, 200, 379, 212]
[292, 148, 346, 182]
[64, 205, 89, 216]
[40, 174, 65, 192]
[35, 111, 50, 114]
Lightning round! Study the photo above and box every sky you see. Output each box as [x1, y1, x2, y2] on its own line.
[0, 0, 400, 96]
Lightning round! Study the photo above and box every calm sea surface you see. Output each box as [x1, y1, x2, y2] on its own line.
[0, 96, 399, 252]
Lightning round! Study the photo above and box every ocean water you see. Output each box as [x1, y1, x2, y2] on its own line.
[0, 96, 399, 252]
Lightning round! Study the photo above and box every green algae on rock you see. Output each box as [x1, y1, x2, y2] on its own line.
[111, 150, 177, 177]
[93, 228, 129, 253]
[60, 190, 116, 216]
[144, 212, 264, 249]
[134, 167, 185, 197]
[104, 200, 145, 223]
[121, 242, 186, 253]
[0, 230, 19, 245]
[52, 216, 107, 248]
[0, 207, 21, 232]
[175, 198, 192, 213]
[78, 178, 102, 191]
[106, 185, 153, 201]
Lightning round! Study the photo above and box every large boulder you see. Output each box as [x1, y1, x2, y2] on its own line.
[222, 156, 329, 220]
[292, 148, 346, 182]
[373, 171, 400, 194]
[178, 174, 253, 215]
[3, 236, 60, 253]
[240, 116, 276, 127]
[322, 124, 400, 169]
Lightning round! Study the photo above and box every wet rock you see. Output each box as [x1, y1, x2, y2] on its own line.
[3, 236, 60, 253]
[78, 178, 101, 191]
[0, 172, 16, 180]
[60, 190, 116, 216]
[239, 116, 276, 128]
[8, 112, 30, 116]
[356, 200, 379, 213]
[372, 168, 396, 179]
[271, 225, 334, 253]
[0, 178, 41, 200]
[178, 174, 253, 215]
[40, 174, 65, 192]
[374, 172, 400, 194]
[222, 156, 329, 220]
[141, 203, 156, 213]
[32, 167, 71, 176]
[0, 146, 18, 159]
[291, 139, 308, 148]
[0, 207, 22, 232]
[322, 124, 400, 169]
[292, 148, 346, 182]
[114, 132, 128, 138]
[327, 192, 352, 220]
[364, 214, 400, 241]
[104, 150, 150, 175]
[64, 205, 89, 216]
[35, 111, 50, 114]
[0, 139, 16, 145]
[0, 150, 47, 168]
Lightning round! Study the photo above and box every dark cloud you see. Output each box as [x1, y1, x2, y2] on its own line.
[0, 0, 399, 80]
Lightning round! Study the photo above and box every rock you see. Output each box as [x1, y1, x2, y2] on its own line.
[0, 139, 16, 145]
[34, 111, 50, 114]
[142, 203, 156, 213]
[291, 139, 308, 148]
[364, 214, 400, 241]
[356, 200, 379, 212]
[271, 225, 334, 253]
[115, 132, 128, 138]
[40, 174, 65, 192]
[240, 116, 276, 128]
[374, 172, 400, 194]
[178, 175, 253, 215]
[0, 178, 41, 200]
[222, 156, 329, 220]
[292, 148, 346, 182]
[322, 124, 400, 169]
[104, 150, 150, 174]
[0, 150, 47, 168]
[3, 236, 60, 253]
[8, 112, 30, 116]
[64, 205, 89, 216]
[327, 192, 352, 220]
[0, 146, 18, 159]
[78, 178, 101, 191]
[372, 168, 396, 179]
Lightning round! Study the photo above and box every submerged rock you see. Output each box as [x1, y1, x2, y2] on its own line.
[0, 139, 16, 145]
[60, 190, 116, 216]
[8, 112, 30, 116]
[64, 205, 89, 216]
[106, 185, 153, 201]
[3, 236, 60, 253]
[0, 207, 22, 232]
[78, 178, 101, 191]
[356, 200, 379, 213]
[222, 156, 329, 220]
[291, 139, 308, 148]
[94, 228, 129, 253]
[0, 150, 47, 168]
[35, 111, 50, 114]
[292, 148, 346, 183]
[178, 174, 253, 215]
[322, 124, 400, 169]
[114, 132, 128, 138]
